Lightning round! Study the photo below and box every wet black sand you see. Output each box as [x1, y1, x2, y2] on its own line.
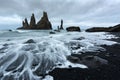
[49, 32, 120, 80]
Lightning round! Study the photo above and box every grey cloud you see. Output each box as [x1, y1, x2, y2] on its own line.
[0, 0, 120, 29]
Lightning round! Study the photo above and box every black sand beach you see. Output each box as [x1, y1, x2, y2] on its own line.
[49, 32, 120, 80]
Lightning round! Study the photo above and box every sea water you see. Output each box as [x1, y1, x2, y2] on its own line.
[0, 30, 117, 80]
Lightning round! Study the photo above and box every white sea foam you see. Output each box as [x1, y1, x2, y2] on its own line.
[0, 30, 117, 80]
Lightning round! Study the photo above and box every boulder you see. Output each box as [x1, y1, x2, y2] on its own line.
[67, 55, 108, 68]
[67, 55, 80, 63]
[82, 56, 108, 68]
[24, 39, 36, 43]
[66, 26, 81, 32]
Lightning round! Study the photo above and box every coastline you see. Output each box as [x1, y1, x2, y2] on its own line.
[49, 32, 120, 80]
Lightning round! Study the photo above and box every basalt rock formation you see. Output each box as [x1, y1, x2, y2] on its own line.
[29, 13, 36, 29]
[22, 18, 29, 29]
[36, 12, 52, 29]
[17, 12, 52, 30]
[86, 24, 120, 32]
[60, 19, 64, 30]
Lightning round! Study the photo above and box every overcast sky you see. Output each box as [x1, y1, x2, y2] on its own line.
[0, 0, 120, 30]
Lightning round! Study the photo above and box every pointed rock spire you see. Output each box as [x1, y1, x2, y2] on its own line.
[17, 11, 52, 30]
[57, 26, 60, 31]
[22, 21, 25, 28]
[43, 11, 48, 20]
[37, 11, 52, 29]
[24, 18, 29, 28]
[30, 13, 36, 29]
[60, 19, 64, 30]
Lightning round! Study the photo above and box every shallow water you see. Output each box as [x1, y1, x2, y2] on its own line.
[0, 30, 117, 80]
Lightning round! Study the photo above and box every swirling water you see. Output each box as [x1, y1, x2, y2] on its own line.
[0, 30, 117, 80]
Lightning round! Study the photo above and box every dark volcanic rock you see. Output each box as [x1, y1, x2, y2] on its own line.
[66, 26, 81, 32]
[54, 26, 60, 32]
[17, 12, 52, 30]
[29, 13, 36, 29]
[86, 24, 120, 32]
[67, 55, 81, 63]
[49, 33, 120, 80]
[18, 18, 29, 29]
[82, 56, 108, 68]
[86, 27, 110, 32]
[60, 19, 64, 30]
[37, 12, 52, 30]
[108, 24, 120, 32]
[8, 29, 12, 31]
[24, 18, 29, 29]
[24, 39, 36, 43]
[67, 55, 108, 68]
[49, 31, 56, 34]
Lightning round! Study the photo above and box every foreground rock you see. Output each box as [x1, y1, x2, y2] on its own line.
[24, 39, 36, 43]
[86, 24, 120, 32]
[66, 26, 81, 32]
[67, 55, 108, 68]
[17, 12, 52, 30]
[49, 42, 120, 80]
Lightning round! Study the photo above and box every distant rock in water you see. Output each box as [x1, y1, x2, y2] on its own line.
[66, 26, 81, 32]
[8, 29, 12, 31]
[86, 24, 120, 32]
[17, 12, 52, 30]
[60, 19, 64, 30]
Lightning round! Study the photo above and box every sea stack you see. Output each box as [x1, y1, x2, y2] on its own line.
[60, 19, 64, 30]
[37, 12, 52, 29]
[17, 11, 52, 30]
[23, 18, 29, 29]
[29, 13, 36, 29]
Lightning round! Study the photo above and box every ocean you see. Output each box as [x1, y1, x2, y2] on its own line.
[0, 30, 117, 80]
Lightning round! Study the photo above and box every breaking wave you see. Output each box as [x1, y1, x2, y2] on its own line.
[0, 30, 117, 80]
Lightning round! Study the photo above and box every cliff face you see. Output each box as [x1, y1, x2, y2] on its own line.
[17, 12, 52, 30]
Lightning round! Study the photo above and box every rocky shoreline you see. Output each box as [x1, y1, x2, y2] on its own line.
[48, 32, 120, 80]
[86, 24, 120, 32]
